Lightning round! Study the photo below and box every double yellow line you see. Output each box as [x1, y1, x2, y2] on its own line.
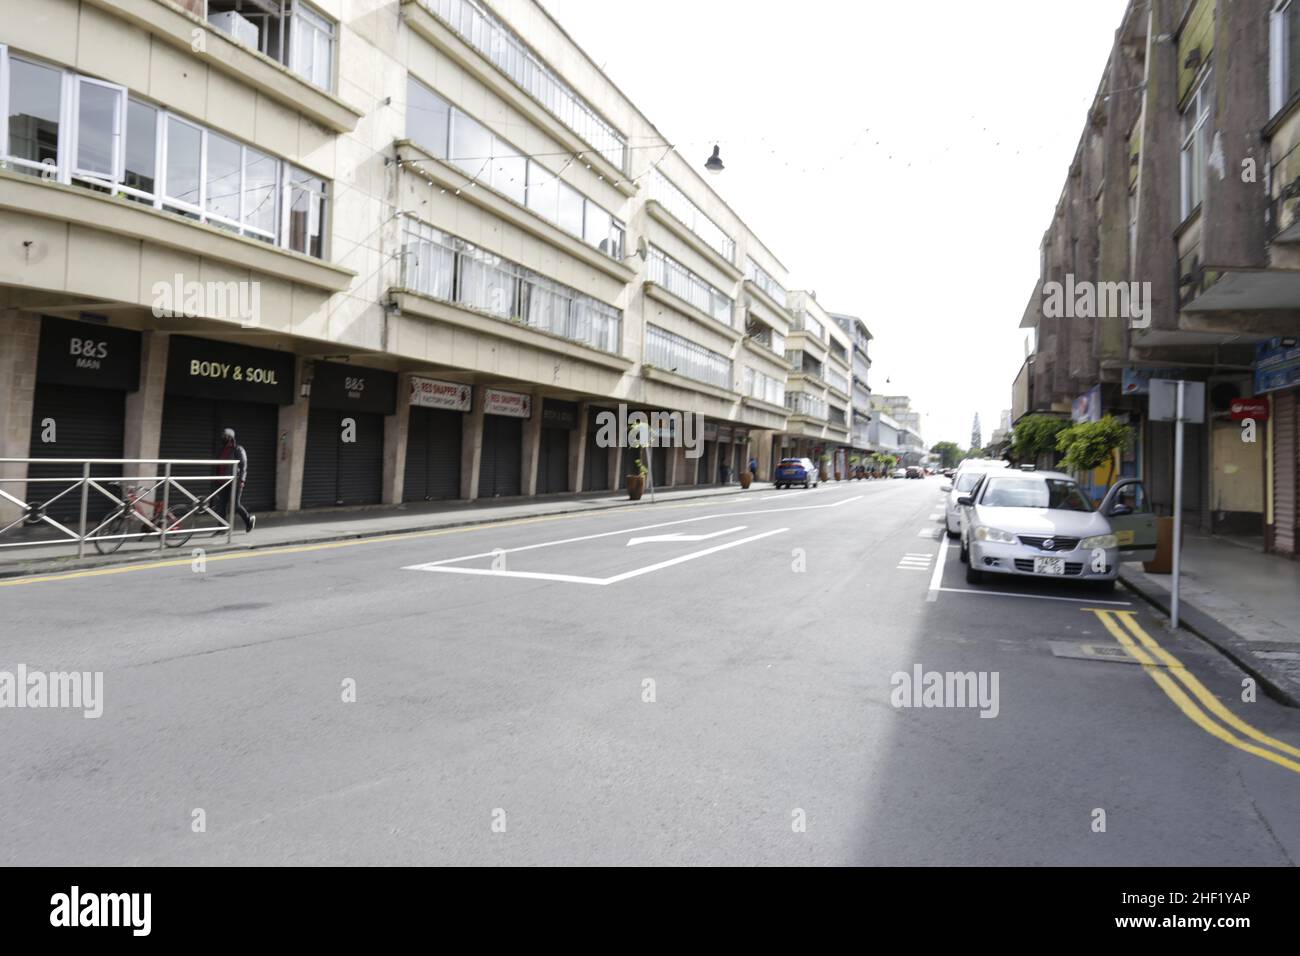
[1088, 609, 1300, 775]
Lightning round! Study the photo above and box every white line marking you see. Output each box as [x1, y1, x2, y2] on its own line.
[406, 528, 789, 586]
[627, 526, 745, 546]
[403, 496, 863, 570]
[927, 540, 949, 602]
[935, 586, 1131, 606]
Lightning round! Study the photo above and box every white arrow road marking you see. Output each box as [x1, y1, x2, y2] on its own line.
[405, 528, 789, 586]
[627, 526, 746, 546]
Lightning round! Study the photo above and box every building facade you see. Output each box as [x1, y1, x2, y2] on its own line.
[0, 0, 873, 524]
[1013, 0, 1300, 556]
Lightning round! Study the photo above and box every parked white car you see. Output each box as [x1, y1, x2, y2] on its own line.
[956, 471, 1158, 593]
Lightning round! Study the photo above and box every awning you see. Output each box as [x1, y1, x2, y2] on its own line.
[1179, 269, 1300, 336]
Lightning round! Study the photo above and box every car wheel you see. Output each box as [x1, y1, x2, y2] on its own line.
[965, 563, 983, 585]
[803, 480, 810, 489]
[946, 528, 960, 540]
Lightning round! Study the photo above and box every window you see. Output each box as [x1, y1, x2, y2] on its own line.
[490, 136, 525, 206]
[583, 203, 611, 250]
[647, 247, 733, 326]
[427, 0, 626, 171]
[400, 218, 622, 353]
[123, 99, 158, 200]
[1180, 69, 1212, 220]
[7, 56, 61, 176]
[449, 109, 491, 178]
[73, 77, 123, 184]
[1271, 0, 1300, 115]
[648, 168, 735, 261]
[557, 180, 584, 236]
[205, 1, 335, 93]
[406, 77, 450, 158]
[0, 49, 327, 256]
[745, 258, 787, 306]
[644, 325, 731, 390]
[980, 477, 1094, 512]
[285, 166, 327, 257]
[525, 159, 560, 221]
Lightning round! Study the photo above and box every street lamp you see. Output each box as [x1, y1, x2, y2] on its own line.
[704, 145, 724, 174]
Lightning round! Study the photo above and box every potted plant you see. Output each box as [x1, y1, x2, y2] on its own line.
[626, 421, 649, 500]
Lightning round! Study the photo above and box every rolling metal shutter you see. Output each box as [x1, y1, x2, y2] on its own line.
[302, 408, 383, 508]
[403, 407, 462, 501]
[159, 395, 278, 512]
[652, 446, 668, 487]
[26, 383, 126, 527]
[1274, 390, 1297, 556]
[584, 423, 608, 491]
[537, 428, 570, 494]
[478, 415, 522, 498]
[699, 441, 713, 484]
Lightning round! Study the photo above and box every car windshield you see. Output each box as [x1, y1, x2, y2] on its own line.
[954, 472, 982, 492]
[979, 477, 1094, 512]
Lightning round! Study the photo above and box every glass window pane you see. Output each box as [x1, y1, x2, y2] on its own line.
[526, 159, 558, 220]
[557, 181, 583, 235]
[243, 147, 278, 237]
[75, 81, 120, 178]
[407, 78, 449, 158]
[165, 117, 201, 207]
[206, 132, 242, 223]
[490, 137, 525, 205]
[124, 100, 156, 197]
[583, 203, 611, 248]
[288, 168, 326, 257]
[449, 110, 491, 175]
[8, 58, 62, 170]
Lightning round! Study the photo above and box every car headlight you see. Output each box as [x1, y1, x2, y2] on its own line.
[1080, 533, 1117, 550]
[973, 526, 1018, 544]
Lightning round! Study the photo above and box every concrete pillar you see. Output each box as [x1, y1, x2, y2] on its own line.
[570, 401, 589, 492]
[522, 387, 544, 497]
[461, 385, 485, 502]
[276, 356, 310, 512]
[0, 311, 39, 527]
[383, 372, 413, 505]
[706, 436, 719, 486]
[123, 331, 169, 483]
[669, 444, 683, 487]
[608, 440, 623, 491]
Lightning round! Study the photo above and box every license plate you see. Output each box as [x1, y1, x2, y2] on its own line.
[1034, 557, 1066, 575]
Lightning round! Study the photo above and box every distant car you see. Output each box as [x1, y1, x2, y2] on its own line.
[942, 468, 955, 479]
[774, 457, 819, 489]
[957, 471, 1158, 593]
[891, 468, 907, 479]
[906, 466, 923, 479]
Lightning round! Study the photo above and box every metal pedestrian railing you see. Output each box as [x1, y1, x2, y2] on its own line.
[0, 458, 241, 557]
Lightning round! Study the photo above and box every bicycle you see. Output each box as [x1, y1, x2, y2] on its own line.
[91, 485, 208, 554]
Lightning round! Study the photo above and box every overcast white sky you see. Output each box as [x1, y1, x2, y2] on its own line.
[540, 0, 1130, 449]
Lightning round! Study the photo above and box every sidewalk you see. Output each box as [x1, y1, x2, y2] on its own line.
[1118, 531, 1300, 707]
[0, 481, 777, 580]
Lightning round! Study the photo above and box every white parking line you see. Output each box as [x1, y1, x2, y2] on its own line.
[926, 540, 948, 602]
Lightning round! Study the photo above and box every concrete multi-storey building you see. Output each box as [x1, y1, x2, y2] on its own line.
[1013, 0, 1300, 556]
[0, 0, 872, 526]
[831, 310, 873, 454]
[778, 290, 854, 473]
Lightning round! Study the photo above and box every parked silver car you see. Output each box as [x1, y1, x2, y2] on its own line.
[956, 472, 1158, 593]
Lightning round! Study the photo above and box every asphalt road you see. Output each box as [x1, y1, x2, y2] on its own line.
[2, 477, 1298, 865]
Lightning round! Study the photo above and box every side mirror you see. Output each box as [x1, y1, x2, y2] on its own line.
[957, 496, 974, 507]
[941, 484, 953, 493]
[1109, 504, 1133, 517]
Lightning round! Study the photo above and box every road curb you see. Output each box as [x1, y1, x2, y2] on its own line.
[0, 485, 763, 581]
[1118, 567, 1300, 709]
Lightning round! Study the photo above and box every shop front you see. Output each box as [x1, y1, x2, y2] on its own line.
[538, 399, 578, 495]
[404, 376, 469, 502]
[584, 407, 611, 492]
[159, 335, 294, 513]
[1256, 337, 1300, 555]
[28, 316, 140, 524]
[301, 361, 397, 508]
[478, 388, 529, 498]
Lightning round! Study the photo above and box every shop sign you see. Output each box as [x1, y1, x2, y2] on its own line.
[1229, 397, 1269, 421]
[484, 388, 531, 418]
[310, 361, 397, 415]
[410, 376, 472, 412]
[1255, 337, 1300, 394]
[36, 316, 141, 391]
[165, 335, 294, 404]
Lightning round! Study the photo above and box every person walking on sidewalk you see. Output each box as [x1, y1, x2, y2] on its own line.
[215, 428, 256, 533]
